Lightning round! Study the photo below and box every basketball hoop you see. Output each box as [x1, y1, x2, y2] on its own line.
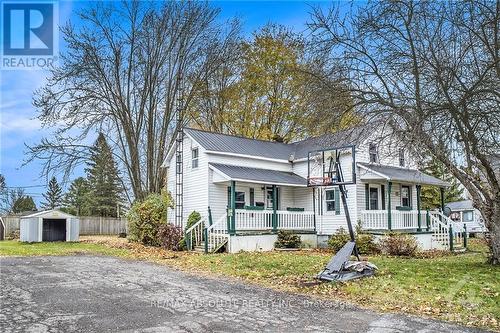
[308, 176, 332, 186]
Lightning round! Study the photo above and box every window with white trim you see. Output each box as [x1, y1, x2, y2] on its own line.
[191, 148, 199, 168]
[401, 185, 411, 207]
[235, 191, 245, 209]
[462, 211, 474, 222]
[325, 190, 336, 211]
[399, 149, 405, 167]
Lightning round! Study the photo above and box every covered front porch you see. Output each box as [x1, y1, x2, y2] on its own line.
[357, 163, 450, 232]
[209, 163, 316, 235]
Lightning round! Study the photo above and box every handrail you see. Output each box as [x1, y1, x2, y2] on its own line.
[205, 213, 229, 253]
[185, 217, 206, 251]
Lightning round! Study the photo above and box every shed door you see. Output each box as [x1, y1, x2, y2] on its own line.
[42, 219, 66, 241]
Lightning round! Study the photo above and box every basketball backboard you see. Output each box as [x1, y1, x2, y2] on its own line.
[307, 145, 356, 187]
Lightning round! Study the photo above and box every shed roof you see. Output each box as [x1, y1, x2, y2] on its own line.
[21, 209, 76, 219]
[209, 163, 307, 187]
[358, 163, 450, 187]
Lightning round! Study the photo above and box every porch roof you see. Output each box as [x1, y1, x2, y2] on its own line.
[209, 163, 307, 187]
[358, 163, 450, 187]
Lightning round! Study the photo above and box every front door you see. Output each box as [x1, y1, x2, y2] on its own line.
[369, 188, 379, 210]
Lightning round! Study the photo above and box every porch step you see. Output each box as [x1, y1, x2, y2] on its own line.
[193, 243, 205, 253]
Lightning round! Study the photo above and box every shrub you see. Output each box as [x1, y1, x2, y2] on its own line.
[327, 228, 380, 255]
[157, 223, 184, 251]
[327, 228, 351, 252]
[274, 230, 302, 249]
[118, 232, 127, 238]
[380, 232, 419, 256]
[127, 192, 172, 246]
[186, 211, 201, 230]
[356, 233, 380, 254]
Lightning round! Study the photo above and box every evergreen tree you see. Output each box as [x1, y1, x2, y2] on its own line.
[86, 133, 123, 217]
[41, 176, 64, 210]
[420, 158, 464, 210]
[12, 196, 37, 213]
[64, 177, 91, 216]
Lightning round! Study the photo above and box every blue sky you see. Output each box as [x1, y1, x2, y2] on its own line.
[0, 0, 333, 205]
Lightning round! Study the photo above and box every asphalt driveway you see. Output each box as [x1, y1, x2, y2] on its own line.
[0, 255, 487, 332]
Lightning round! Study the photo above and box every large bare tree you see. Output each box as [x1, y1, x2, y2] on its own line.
[310, 0, 500, 263]
[28, 1, 239, 201]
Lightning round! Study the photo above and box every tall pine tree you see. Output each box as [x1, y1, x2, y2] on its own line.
[86, 133, 123, 217]
[64, 177, 91, 216]
[41, 176, 64, 209]
[421, 158, 464, 210]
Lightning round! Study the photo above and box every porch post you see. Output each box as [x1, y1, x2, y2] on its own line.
[387, 181, 392, 230]
[440, 187, 445, 213]
[230, 180, 236, 235]
[208, 206, 213, 226]
[416, 185, 422, 232]
[272, 185, 277, 233]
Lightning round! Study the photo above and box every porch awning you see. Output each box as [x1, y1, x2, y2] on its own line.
[358, 162, 449, 187]
[209, 163, 307, 187]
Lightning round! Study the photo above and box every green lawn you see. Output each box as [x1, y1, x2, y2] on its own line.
[177, 242, 499, 331]
[0, 240, 129, 257]
[1, 238, 498, 330]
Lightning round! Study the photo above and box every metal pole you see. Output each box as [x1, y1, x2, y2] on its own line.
[463, 223, 467, 249]
[312, 188, 316, 232]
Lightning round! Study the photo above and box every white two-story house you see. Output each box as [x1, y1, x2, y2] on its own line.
[163, 124, 462, 253]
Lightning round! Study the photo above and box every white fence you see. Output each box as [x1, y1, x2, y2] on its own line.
[0, 215, 127, 236]
[360, 210, 427, 230]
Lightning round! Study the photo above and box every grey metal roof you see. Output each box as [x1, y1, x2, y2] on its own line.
[209, 163, 307, 186]
[185, 125, 376, 161]
[358, 162, 450, 187]
[446, 200, 473, 211]
[185, 128, 294, 160]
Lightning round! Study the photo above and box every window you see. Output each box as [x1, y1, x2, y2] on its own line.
[369, 143, 378, 163]
[235, 191, 245, 209]
[325, 190, 336, 211]
[462, 211, 474, 222]
[191, 148, 199, 168]
[399, 149, 405, 167]
[401, 185, 411, 207]
[266, 187, 279, 209]
[369, 187, 378, 210]
[249, 188, 255, 206]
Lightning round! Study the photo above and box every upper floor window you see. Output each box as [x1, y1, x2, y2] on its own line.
[399, 149, 405, 167]
[369, 143, 378, 163]
[191, 148, 199, 168]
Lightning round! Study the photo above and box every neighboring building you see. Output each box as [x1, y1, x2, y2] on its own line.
[446, 200, 486, 234]
[163, 124, 463, 253]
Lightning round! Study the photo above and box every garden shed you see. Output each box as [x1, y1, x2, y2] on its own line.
[20, 209, 79, 242]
